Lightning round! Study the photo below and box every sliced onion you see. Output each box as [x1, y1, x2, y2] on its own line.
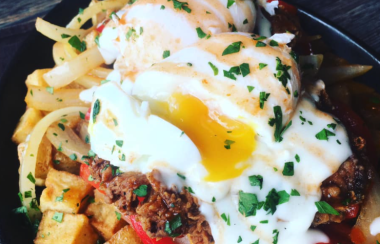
[25, 69, 50, 87]
[89, 67, 113, 79]
[299, 54, 324, 77]
[66, 0, 129, 29]
[25, 86, 89, 111]
[19, 107, 88, 220]
[319, 65, 373, 84]
[43, 47, 104, 88]
[53, 42, 79, 65]
[46, 123, 90, 164]
[352, 175, 380, 243]
[75, 75, 102, 88]
[36, 17, 90, 43]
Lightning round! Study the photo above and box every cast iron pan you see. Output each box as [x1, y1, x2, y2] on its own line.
[0, 1, 379, 243]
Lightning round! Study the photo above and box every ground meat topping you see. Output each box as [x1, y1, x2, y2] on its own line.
[88, 157, 214, 244]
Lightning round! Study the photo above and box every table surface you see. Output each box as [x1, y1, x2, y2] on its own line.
[0, 0, 379, 78]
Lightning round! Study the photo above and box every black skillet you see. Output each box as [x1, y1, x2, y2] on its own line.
[0, 0, 379, 243]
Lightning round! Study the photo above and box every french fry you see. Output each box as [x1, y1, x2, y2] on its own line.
[52, 150, 81, 175]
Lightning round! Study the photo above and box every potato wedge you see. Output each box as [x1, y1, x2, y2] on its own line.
[35, 211, 99, 244]
[40, 168, 93, 213]
[12, 108, 43, 144]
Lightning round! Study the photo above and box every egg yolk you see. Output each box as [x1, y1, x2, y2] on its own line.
[152, 94, 256, 182]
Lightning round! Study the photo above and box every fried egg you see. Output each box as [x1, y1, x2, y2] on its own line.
[88, 33, 352, 244]
[97, 0, 256, 77]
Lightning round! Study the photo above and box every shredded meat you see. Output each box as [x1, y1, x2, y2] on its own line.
[312, 90, 373, 226]
[88, 158, 214, 244]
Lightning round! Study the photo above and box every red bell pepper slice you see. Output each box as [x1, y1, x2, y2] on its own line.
[85, 107, 91, 121]
[345, 204, 360, 219]
[96, 24, 105, 33]
[267, 0, 297, 15]
[129, 215, 176, 244]
[80, 163, 102, 190]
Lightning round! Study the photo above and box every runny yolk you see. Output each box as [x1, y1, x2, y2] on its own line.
[153, 94, 256, 182]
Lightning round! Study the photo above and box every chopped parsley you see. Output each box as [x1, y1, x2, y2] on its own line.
[264, 188, 280, 215]
[247, 86, 255, 92]
[196, 27, 207, 39]
[315, 129, 336, 141]
[237, 236, 242, 243]
[273, 229, 280, 244]
[243, 19, 248, 24]
[24, 191, 32, 198]
[140, 27, 143, 35]
[337, 139, 342, 145]
[185, 186, 195, 194]
[160, 5, 165, 9]
[116, 140, 123, 147]
[133, 185, 148, 197]
[249, 175, 263, 189]
[291, 189, 300, 196]
[163, 50, 170, 59]
[68, 36, 86, 52]
[315, 201, 339, 215]
[222, 41, 242, 56]
[92, 99, 101, 122]
[228, 23, 237, 32]
[69, 154, 77, 161]
[115, 211, 121, 220]
[269, 40, 279, 46]
[79, 111, 85, 119]
[250, 225, 256, 231]
[259, 63, 267, 70]
[78, 8, 84, 14]
[238, 190, 258, 217]
[260, 220, 268, 224]
[278, 190, 290, 204]
[46, 87, 54, 95]
[224, 139, 235, 149]
[58, 123, 65, 131]
[274, 57, 291, 88]
[256, 41, 266, 47]
[270, 106, 292, 142]
[252, 36, 267, 41]
[252, 239, 259, 244]
[27, 172, 36, 184]
[294, 90, 299, 98]
[282, 162, 294, 176]
[259, 92, 270, 109]
[221, 213, 231, 226]
[165, 215, 182, 237]
[177, 173, 186, 180]
[327, 123, 337, 130]
[61, 34, 71, 39]
[227, 0, 235, 8]
[208, 62, 219, 75]
[240, 63, 250, 77]
[224, 70, 236, 80]
[295, 154, 300, 163]
[52, 212, 63, 223]
[125, 27, 136, 40]
[212, 197, 216, 202]
[171, 0, 191, 13]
